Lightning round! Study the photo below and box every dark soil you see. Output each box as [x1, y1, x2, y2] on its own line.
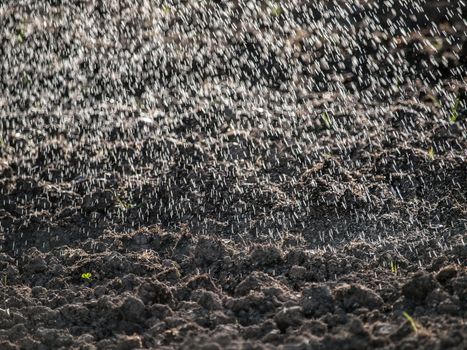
[0, 0, 466, 349]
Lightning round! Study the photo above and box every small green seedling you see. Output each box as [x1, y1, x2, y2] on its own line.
[271, 5, 282, 17]
[428, 146, 435, 160]
[17, 31, 24, 43]
[162, 4, 171, 14]
[2, 275, 7, 287]
[449, 97, 460, 123]
[321, 111, 333, 129]
[114, 192, 135, 210]
[81, 272, 92, 281]
[402, 311, 417, 333]
[390, 261, 398, 274]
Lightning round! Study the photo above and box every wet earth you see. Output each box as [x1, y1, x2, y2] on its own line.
[0, 0, 466, 349]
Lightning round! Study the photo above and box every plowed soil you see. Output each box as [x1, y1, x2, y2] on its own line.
[0, 1, 466, 349]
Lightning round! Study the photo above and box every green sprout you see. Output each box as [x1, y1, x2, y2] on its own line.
[321, 111, 333, 129]
[449, 97, 460, 123]
[114, 191, 135, 210]
[81, 272, 92, 281]
[390, 261, 398, 274]
[2, 274, 7, 287]
[17, 30, 24, 43]
[271, 1, 282, 17]
[402, 311, 418, 333]
[271, 5, 282, 17]
[428, 146, 435, 160]
[162, 4, 171, 14]
[428, 37, 443, 51]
